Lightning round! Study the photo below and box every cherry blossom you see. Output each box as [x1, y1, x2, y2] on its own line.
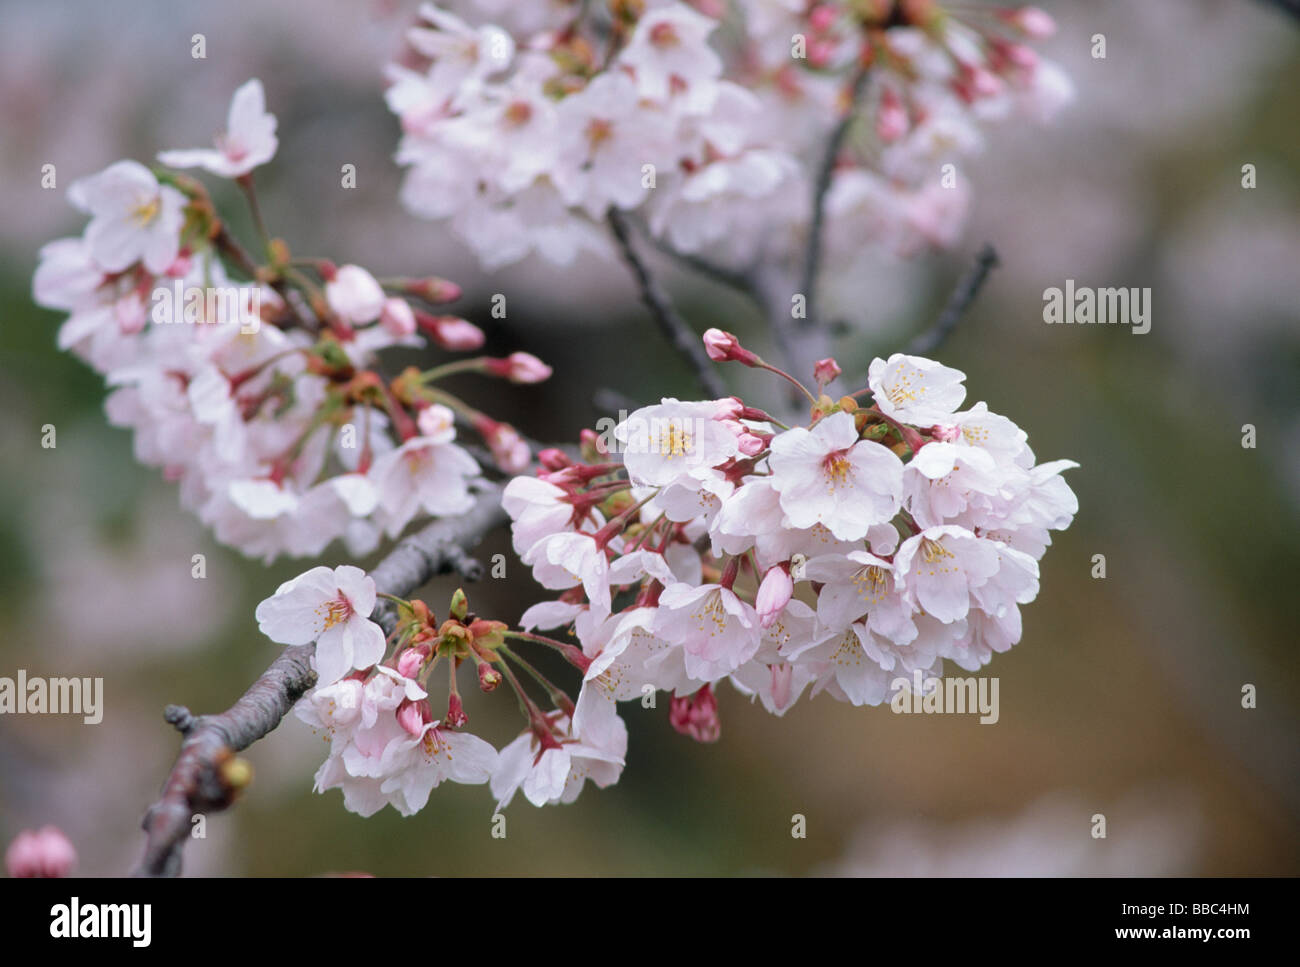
[68, 161, 186, 274]
[157, 78, 278, 178]
[255, 565, 387, 685]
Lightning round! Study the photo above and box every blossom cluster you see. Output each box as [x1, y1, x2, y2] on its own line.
[259, 566, 623, 815]
[507, 336, 1077, 740]
[34, 79, 547, 561]
[387, 1, 1072, 270]
[269, 334, 1076, 820]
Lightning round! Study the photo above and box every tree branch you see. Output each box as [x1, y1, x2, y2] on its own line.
[905, 243, 999, 357]
[798, 65, 870, 334]
[134, 484, 508, 877]
[1256, 0, 1300, 22]
[607, 209, 726, 399]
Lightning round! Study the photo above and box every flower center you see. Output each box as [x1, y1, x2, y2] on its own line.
[822, 450, 853, 489]
[650, 23, 680, 48]
[130, 196, 161, 227]
[832, 630, 864, 668]
[318, 596, 353, 631]
[886, 372, 924, 406]
[690, 590, 728, 635]
[657, 421, 693, 459]
[853, 565, 889, 599]
[920, 537, 954, 564]
[586, 118, 613, 151]
[504, 100, 532, 126]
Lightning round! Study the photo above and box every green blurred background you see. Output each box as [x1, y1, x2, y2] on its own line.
[0, 0, 1296, 875]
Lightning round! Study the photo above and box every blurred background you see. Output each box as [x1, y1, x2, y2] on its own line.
[0, 0, 1296, 876]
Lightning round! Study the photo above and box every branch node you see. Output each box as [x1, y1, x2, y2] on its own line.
[164, 705, 195, 735]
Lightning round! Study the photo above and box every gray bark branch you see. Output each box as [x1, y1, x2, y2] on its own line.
[607, 209, 727, 399]
[134, 484, 507, 876]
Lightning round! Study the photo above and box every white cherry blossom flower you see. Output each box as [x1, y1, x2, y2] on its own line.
[157, 78, 278, 178]
[868, 354, 968, 426]
[68, 161, 187, 274]
[255, 565, 387, 685]
[768, 411, 904, 541]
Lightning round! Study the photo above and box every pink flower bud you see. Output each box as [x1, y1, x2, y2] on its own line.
[713, 396, 744, 420]
[5, 827, 76, 878]
[814, 357, 843, 386]
[702, 328, 760, 366]
[326, 264, 386, 324]
[737, 432, 766, 456]
[997, 41, 1039, 71]
[703, 328, 735, 361]
[809, 4, 837, 33]
[669, 685, 720, 743]
[487, 351, 552, 384]
[406, 276, 462, 304]
[965, 66, 1004, 98]
[756, 564, 794, 628]
[1004, 5, 1055, 38]
[396, 699, 427, 737]
[416, 312, 485, 351]
[481, 420, 530, 474]
[379, 297, 417, 337]
[396, 647, 425, 679]
[538, 448, 571, 472]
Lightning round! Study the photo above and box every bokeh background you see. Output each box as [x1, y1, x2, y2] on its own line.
[0, 0, 1296, 876]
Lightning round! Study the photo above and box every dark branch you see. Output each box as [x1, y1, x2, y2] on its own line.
[134, 485, 508, 877]
[642, 227, 757, 297]
[1256, 0, 1300, 22]
[607, 209, 727, 399]
[905, 243, 999, 357]
[798, 65, 870, 333]
[593, 387, 645, 416]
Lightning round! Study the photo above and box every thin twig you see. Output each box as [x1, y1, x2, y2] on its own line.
[607, 209, 726, 398]
[134, 485, 507, 877]
[905, 243, 999, 357]
[642, 226, 756, 297]
[798, 65, 871, 333]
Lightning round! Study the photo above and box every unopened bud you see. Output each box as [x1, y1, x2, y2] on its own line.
[404, 276, 462, 304]
[219, 754, 254, 795]
[814, 357, 842, 387]
[755, 564, 794, 628]
[4, 827, 77, 878]
[380, 297, 417, 338]
[702, 328, 761, 366]
[416, 312, 485, 351]
[1001, 5, 1055, 38]
[486, 352, 553, 384]
[397, 699, 427, 737]
[538, 448, 571, 471]
[397, 646, 425, 679]
[449, 588, 469, 622]
[669, 685, 720, 743]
